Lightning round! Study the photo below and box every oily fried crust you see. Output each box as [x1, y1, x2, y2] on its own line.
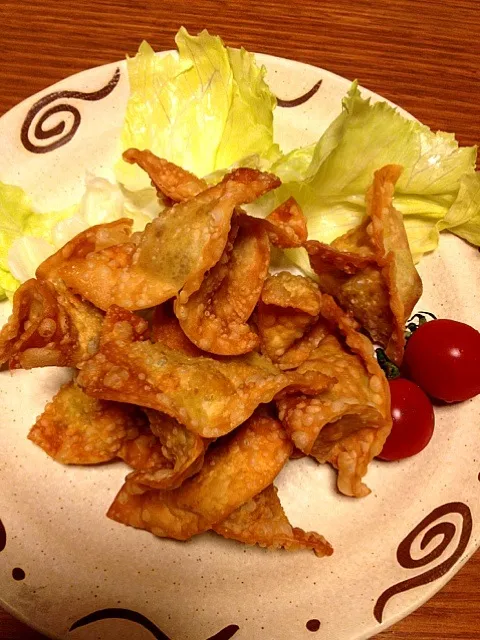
[126, 409, 206, 492]
[213, 485, 333, 557]
[256, 273, 323, 365]
[305, 239, 376, 275]
[122, 148, 207, 202]
[151, 304, 204, 357]
[28, 381, 166, 468]
[367, 165, 423, 363]
[260, 197, 308, 248]
[174, 216, 270, 355]
[277, 294, 391, 498]
[306, 165, 422, 365]
[260, 272, 322, 315]
[77, 306, 309, 438]
[0, 279, 103, 369]
[57, 241, 179, 312]
[36, 219, 133, 282]
[107, 414, 293, 540]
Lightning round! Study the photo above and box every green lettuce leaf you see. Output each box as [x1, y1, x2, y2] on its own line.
[115, 28, 279, 190]
[2, 176, 160, 298]
[257, 82, 478, 263]
[0, 181, 71, 274]
[0, 269, 19, 301]
[438, 172, 480, 245]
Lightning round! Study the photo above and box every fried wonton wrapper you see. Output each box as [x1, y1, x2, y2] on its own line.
[123, 148, 207, 202]
[259, 197, 308, 248]
[256, 272, 323, 367]
[151, 304, 204, 357]
[212, 485, 332, 557]
[174, 216, 270, 355]
[306, 165, 422, 364]
[126, 409, 206, 493]
[36, 219, 133, 283]
[0, 279, 103, 369]
[53, 169, 280, 311]
[28, 381, 166, 469]
[277, 295, 391, 498]
[107, 414, 293, 540]
[77, 306, 324, 439]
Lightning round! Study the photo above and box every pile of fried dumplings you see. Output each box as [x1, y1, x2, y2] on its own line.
[0, 152, 422, 557]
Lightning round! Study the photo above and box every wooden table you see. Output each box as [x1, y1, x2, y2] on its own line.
[0, 1, 479, 638]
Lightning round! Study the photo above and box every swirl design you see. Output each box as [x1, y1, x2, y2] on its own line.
[276, 80, 322, 107]
[374, 502, 472, 623]
[69, 608, 239, 639]
[0, 518, 5, 553]
[21, 67, 121, 154]
[69, 608, 170, 638]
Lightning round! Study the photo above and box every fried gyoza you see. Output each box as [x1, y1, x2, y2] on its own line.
[122, 148, 207, 202]
[277, 295, 391, 498]
[306, 165, 422, 364]
[53, 168, 279, 311]
[107, 414, 293, 540]
[126, 409, 206, 493]
[28, 381, 166, 469]
[212, 485, 333, 557]
[174, 216, 270, 355]
[0, 279, 103, 369]
[256, 272, 323, 367]
[77, 306, 321, 438]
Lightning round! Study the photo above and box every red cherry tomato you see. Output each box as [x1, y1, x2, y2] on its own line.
[378, 378, 435, 461]
[404, 319, 480, 403]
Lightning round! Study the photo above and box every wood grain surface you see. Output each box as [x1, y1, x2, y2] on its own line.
[0, 1, 479, 638]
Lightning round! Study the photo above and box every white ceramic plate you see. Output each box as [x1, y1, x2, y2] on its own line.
[0, 52, 479, 640]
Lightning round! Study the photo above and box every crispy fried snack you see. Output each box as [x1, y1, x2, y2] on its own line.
[36, 219, 133, 283]
[151, 303, 204, 357]
[77, 306, 312, 438]
[277, 295, 391, 498]
[306, 165, 422, 364]
[52, 168, 279, 311]
[126, 409, 206, 492]
[0, 279, 103, 369]
[212, 485, 332, 557]
[174, 216, 270, 355]
[28, 381, 166, 469]
[256, 272, 323, 367]
[107, 414, 293, 540]
[122, 148, 207, 202]
[259, 197, 308, 248]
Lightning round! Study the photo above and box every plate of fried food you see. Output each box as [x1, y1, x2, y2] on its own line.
[1, 27, 479, 640]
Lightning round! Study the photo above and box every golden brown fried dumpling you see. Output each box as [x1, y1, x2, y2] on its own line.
[306, 165, 422, 364]
[77, 306, 320, 439]
[28, 381, 166, 469]
[122, 148, 207, 202]
[126, 409, 207, 493]
[277, 295, 391, 498]
[0, 279, 103, 370]
[174, 216, 270, 355]
[107, 414, 293, 540]
[53, 168, 280, 311]
[213, 485, 333, 557]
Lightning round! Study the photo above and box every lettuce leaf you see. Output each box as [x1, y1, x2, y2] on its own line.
[438, 172, 480, 245]
[0, 181, 71, 274]
[115, 28, 279, 190]
[257, 82, 479, 263]
[2, 176, 160, 297]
